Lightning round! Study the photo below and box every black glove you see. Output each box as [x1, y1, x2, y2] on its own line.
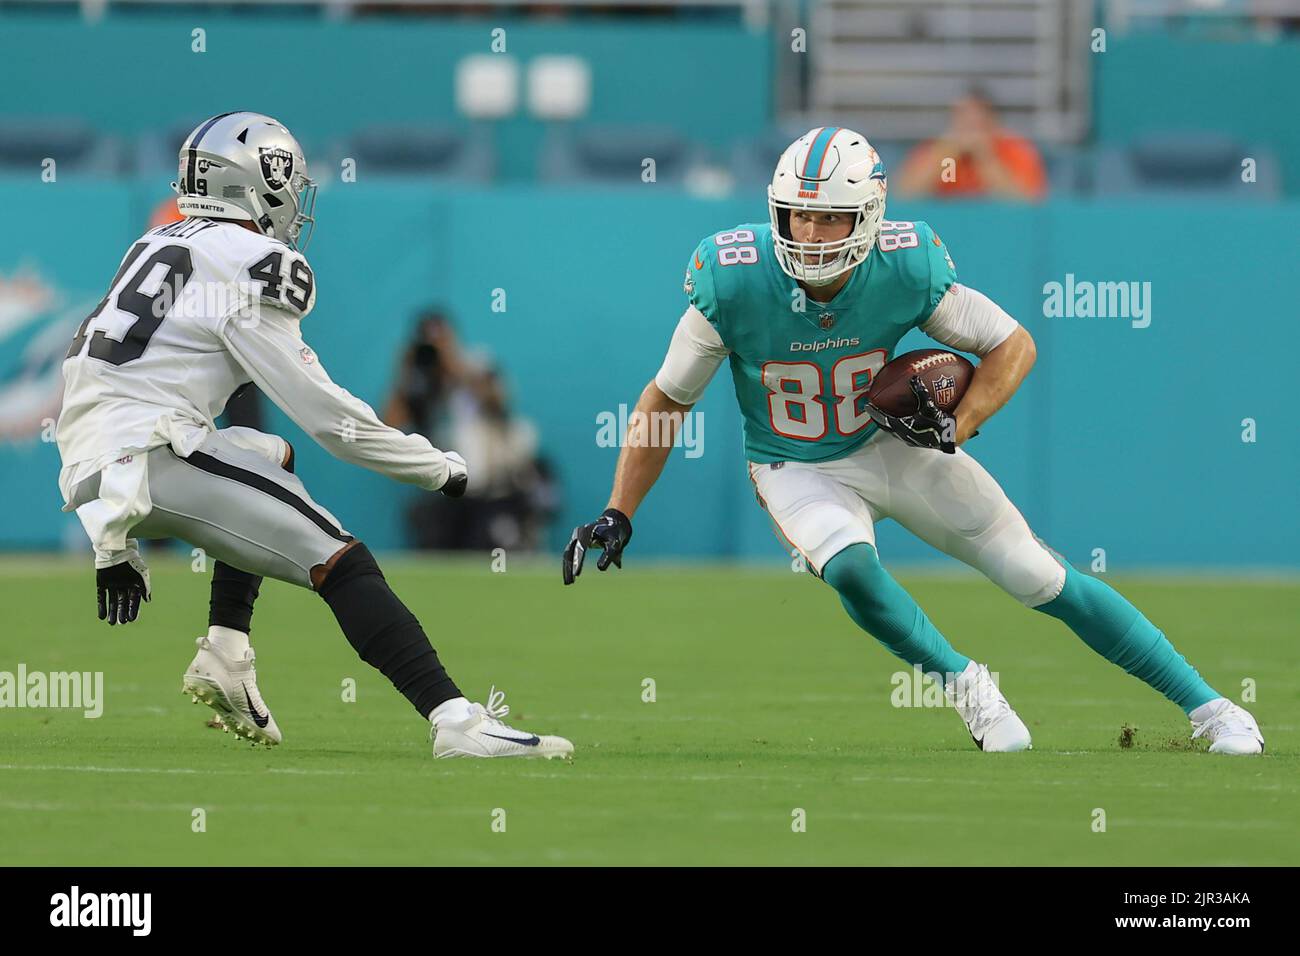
[440, 451, 468, 498]
[97, 561, 150, 626]
[867, 375, 961, 454]
[562, 508, 633, 585]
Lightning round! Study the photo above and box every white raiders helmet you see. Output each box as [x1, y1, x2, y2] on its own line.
[767, 127, 887, 286]
[172, 111, 317, 250]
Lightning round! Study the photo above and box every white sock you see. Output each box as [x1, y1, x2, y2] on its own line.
[429, 696, 473, 727]
[946, 660, 979, 688]
[1188, 698, 1227, 723]
[207, 625, 250, 659]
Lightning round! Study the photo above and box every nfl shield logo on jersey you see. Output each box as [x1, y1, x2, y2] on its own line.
[259, 147, 294, 190]
[933, 373, 956, 407]
[819, 312, 836, 330]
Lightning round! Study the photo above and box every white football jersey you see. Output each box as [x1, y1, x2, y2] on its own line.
[58, 218, 316, 467]
[58, 218, 456, 555]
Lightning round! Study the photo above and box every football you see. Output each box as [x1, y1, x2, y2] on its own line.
[867, 349, 975, 416]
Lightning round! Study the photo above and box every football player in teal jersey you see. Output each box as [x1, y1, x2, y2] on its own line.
[563, 127, 1262, 755]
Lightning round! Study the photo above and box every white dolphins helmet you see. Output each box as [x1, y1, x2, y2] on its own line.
[767, 127, 887, 286]
[172, 111, 317, 250]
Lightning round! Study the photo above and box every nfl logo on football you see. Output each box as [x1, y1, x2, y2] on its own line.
[933, 373, 956, 407]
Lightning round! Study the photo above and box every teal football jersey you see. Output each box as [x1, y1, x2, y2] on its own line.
[684, 220, 957, 463]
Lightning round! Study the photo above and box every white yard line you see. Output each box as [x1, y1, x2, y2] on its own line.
[0, 763, 359, 777]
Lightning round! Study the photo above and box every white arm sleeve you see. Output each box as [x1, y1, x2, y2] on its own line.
[653, 305, 729, 406]
[920, 283, 1020, 357]
[220, 307, 453, 491]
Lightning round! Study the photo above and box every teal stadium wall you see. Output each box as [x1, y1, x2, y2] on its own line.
[0, 11, 1296, 568]
[1, 182, 1297, 569]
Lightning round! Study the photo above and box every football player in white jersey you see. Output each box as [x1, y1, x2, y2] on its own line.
[57, 112, 572, 760]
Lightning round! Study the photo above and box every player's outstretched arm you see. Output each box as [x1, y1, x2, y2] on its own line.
[562, 380, 692, 585]
[563, 303, 726, 585]
[608, 379, 694, 519]
[221, 306, 467, 496]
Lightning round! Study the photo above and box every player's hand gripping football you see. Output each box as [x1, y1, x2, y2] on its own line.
[96, 555, 151, 626]
[867, 375, 959, 454]
[562, 508, 633, 585]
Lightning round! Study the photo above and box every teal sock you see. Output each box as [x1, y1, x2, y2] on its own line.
[822, 543, 970, 681]
[1034, 564, 1218, 714]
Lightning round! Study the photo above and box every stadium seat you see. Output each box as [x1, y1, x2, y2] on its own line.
[329, 124, 495, 181]
[456, 54, 521, 120]
[1092, 132, 1281, 199]
[1037, 144, 1085, 195]
[0, 119, 124, 176]
[526, 55, 592, 121]
[132, 121, 207, 174]
[135, 120, 487, 182]
[538, 125, 705, 186]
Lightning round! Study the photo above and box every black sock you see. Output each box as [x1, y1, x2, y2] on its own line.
[209, 561, 262, 634]
[317, 543, 461, 718]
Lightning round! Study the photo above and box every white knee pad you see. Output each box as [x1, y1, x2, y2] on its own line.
[976, 506, 1067, 607]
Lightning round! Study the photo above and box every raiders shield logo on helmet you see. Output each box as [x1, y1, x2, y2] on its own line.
[259, 147, 294, 190]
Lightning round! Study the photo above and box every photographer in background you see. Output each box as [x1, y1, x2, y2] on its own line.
[449, 365, 558, 553]
[383, 308, 466, 448]
[384, 309, 556, 552]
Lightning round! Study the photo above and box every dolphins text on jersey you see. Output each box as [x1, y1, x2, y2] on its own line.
[684, 218, 956, 464]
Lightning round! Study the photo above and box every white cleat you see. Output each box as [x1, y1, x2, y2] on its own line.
[944, 661, 1032, 753]
[182, 636, 282, 746]
[432, 687, 573, 760]
[1190, 698, 1264, 755]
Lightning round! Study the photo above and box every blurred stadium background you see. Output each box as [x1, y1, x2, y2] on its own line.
[1, 0, 1297, 570]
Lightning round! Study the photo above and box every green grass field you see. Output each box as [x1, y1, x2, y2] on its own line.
[0, 555, 1296, 866]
